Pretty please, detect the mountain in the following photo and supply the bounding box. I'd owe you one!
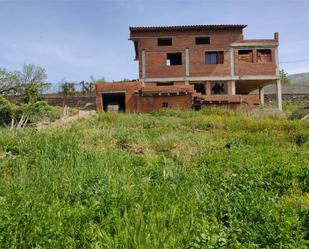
[253,73,309,94]
[289,73,309,86]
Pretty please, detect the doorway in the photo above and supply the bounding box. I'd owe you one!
[102,93,125,112]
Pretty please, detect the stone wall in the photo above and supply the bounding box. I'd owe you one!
[265,94,309,104]
[43,95,96,110]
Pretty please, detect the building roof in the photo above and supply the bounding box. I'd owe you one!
[129,24,247,33]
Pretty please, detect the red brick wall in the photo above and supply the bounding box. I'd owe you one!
[146,52,186,78]
[96,82,141,112]
[137,95,192,113]
[133,30,277,79]
[96,82,193,113]
[135,30,243,79]
[190,50,231,76]
[234,48,276,75]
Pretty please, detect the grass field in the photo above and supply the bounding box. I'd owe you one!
[0,108,308,248]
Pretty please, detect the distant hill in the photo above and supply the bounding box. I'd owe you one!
[252,73,309,94]
[289,73,309,86]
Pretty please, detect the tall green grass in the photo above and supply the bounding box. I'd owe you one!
[0,108,308,248]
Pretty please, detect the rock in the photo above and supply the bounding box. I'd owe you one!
[289,108,309,120]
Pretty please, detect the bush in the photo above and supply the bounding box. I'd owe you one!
[22,101,61,123]
[294,132,309,146]
[0,97,61,126]
[0,96,17,125]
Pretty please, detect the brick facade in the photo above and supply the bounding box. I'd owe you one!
[96,25,281,113]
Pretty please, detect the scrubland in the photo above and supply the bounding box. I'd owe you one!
[0,108,308,248]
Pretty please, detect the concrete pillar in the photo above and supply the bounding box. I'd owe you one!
[141,50,146,79]
[259,86,264,108]
[231,80,236,95]
[276,79,282,111]
[274,46,282,111]
[206,81,211,96]
[230,48,235,77]
[185,48,190,77]
[275,48,280,76]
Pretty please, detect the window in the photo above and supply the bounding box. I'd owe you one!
[205,51,224,64]
[162,102,169,108]
[211,81,227,95]
[156,82,174,86]
[166,53,182,66]
[158,38,172,46]
[238,49,253,63]
[195,37,210,45]
[193,82,206,95]
[257,49,272,63]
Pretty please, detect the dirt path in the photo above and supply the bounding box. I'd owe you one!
[36,110,95,131]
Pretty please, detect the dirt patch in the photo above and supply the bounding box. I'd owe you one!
[36,110,95,131]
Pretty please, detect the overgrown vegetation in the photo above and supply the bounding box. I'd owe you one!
[0,64,50,98]
[0,96,61,127]
[0,64,63,127]
[0,109,308,248]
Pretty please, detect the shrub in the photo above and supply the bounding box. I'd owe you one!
[22,101,61,123]
[0,96,17,126]
[0,97,61,126]
[294,132,309,146]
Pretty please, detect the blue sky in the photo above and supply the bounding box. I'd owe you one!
[1,0,309,86]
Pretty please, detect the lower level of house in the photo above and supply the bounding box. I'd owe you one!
[95,79,282,113]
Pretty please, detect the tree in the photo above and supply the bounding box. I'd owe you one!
[60,81,75,107]
[24,84,41,104]
[16,64,50,92]
[120,78,130,82]
[280,69,291,85]
[90,75,106,83]
[80,81,94,95]
[16,64,51,103]
[0,68,20,95]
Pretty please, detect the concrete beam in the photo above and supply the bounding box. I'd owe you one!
[238,75,279,80]
[99,90,127,94]
[231,42,278,47]
[185,48,190,77]
[259,86,265,108]
[276,79,282,111]
[143,75,279,82]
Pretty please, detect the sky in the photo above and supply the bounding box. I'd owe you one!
[1,0,309,88]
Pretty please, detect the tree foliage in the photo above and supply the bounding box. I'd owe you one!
[0,64,51,103]
[280,69,291,85]
[20,65,49,103]
[90,75,106,83]
[0,96,60,126]
[0,68,20,95]
[80,80,94,95]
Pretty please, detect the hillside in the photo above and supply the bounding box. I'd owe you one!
[257,72,309,94]
[0,110,308,248]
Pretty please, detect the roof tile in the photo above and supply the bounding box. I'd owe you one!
[129,24,247,32]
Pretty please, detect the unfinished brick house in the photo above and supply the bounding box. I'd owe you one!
[96,24,282,112]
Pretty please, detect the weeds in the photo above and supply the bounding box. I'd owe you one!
[0,108,308,248]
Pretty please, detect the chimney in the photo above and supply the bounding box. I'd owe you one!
[274,32,279,41]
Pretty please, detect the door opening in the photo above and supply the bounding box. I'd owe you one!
[102,93,125,112]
